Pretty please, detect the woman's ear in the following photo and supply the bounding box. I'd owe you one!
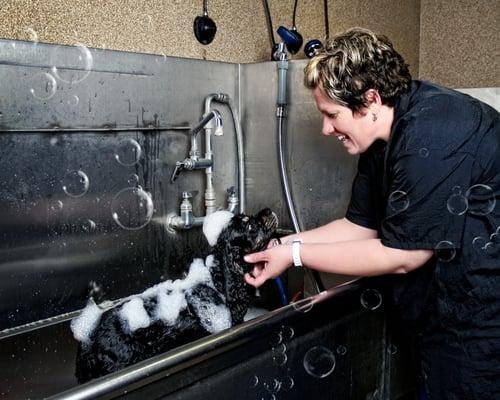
[363,89,382,107]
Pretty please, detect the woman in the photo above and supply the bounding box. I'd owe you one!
[244,28,499,399]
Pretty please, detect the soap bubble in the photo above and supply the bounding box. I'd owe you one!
[303,346,336,378]
[114,138,142,166]
[51,43,93,84]
[29,72,57,100]
[435,240,456,262]
[388,190,409,213]
[388,344,398,355]
[262,377,281,393]
[66,95,79,106]
[472,236,487,251]
[272,344,286,354]
[280,375,294,391]
[447,189,468,215]
[250,374,259,387]
[360,288,383,310]
[25,27,38,43]
[62,170,89,197]
[111,187,154,230]
[336,345,347,356]
[81,219,97,232]
[50,200,64,212]
[280,325,294,341]
[272,353,287,366]
[466,184,496,216]
[418,148,429,158]
[269,332,282,347]
[484,241,498,255]
[127,174,140,186]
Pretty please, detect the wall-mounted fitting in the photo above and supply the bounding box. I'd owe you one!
[166,191,204,232]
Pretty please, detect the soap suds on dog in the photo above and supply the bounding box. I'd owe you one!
[119,297,151,333]
[71,298,103,343]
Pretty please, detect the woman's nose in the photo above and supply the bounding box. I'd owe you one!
[322,117,334,136]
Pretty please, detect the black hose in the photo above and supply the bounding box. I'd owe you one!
[324,0,329,39]
[292,0,299,28]
[262,0,276,48]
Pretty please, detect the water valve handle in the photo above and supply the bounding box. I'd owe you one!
[170,161,186,183]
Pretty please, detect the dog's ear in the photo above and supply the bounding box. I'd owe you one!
[202,211,234,246]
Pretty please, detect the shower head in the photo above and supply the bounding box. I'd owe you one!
[277,26,303,54]
[194,1,217,45]
[304,39,324,58]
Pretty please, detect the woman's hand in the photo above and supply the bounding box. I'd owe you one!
[243,243,293,287]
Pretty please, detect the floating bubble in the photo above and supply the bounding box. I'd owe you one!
[115,138,142,166]
[272,353,287,366]
[388,344,398,355]
[466,184,496,216]
[490,233,500,244]
[291,297,313,313]
[418,148,429,158]
[250,374,259,388]
[388,190,409,213]
[260,394,276,400]
[435,240,456,262]
[127,174,140,186]
[472,236,487,251]
[29,72,57,100]
[272,343,287,355]
[51,43,93,84]
[49,137,59,146]
[269,332,282,347]
[62,170,89,197]
[111,187,154,230]
[82,219,97,232]
[484,242,498,255]
[25,27,38,43]
[67,95,79,106]
[336,345,347,356]
[452,186,462,195]
[360,288,383,310]
[446,191,468,215]
[263,377,281,393]
[280,325,294,341]
[280,375,294,391]
[50,200,64,212]
[303,346,336,378]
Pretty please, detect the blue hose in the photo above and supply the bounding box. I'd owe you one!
[274,277,289,306]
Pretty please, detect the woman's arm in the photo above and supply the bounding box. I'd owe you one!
[244,239,432,287]
[281,217,378,243]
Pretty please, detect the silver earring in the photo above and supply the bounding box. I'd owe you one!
[372,113,378,122]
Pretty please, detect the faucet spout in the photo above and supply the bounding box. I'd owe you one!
[189,109,223,159]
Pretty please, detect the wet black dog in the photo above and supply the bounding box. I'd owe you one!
[73,208,278,383]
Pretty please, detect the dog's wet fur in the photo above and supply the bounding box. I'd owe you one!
[74,208,278,383]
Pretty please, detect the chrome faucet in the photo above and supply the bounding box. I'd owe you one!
[166,191,204,231]
[170,109,223,183]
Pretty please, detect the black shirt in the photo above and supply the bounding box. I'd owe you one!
[346,81,500,399]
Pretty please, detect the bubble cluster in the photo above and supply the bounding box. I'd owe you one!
[111,187,154,230]
[360,288,383,311]
[303,346,336,378]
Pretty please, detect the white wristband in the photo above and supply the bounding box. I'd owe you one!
[292,239,303,267]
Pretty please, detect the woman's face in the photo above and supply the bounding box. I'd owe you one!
[313,87,377,155]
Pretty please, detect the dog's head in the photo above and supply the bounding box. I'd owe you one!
[204,208,279,274]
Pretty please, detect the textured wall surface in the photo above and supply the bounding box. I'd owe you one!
[419,0,500,87]
[0,0,420,75]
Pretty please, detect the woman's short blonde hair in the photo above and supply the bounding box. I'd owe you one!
[304,27,411,112]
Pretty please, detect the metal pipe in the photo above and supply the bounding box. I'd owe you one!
[0,125,191,133]
[204,93,246,213]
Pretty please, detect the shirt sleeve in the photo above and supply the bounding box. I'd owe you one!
[345,147,382,231]
[381,96,480,251]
